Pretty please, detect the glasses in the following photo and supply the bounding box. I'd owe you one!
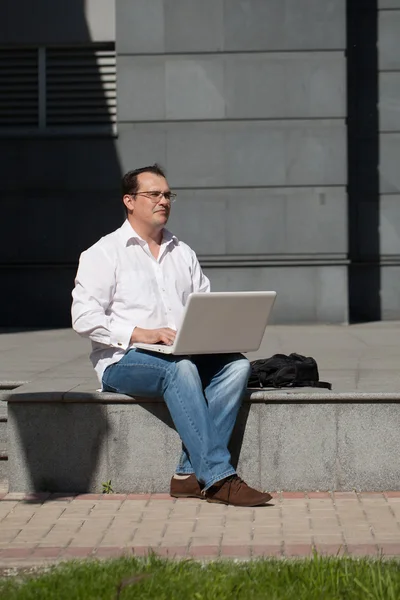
[132,191,177,204]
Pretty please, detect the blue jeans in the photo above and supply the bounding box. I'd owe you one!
[102,349,251,490]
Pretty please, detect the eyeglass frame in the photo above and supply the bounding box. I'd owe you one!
[129,190,177,203]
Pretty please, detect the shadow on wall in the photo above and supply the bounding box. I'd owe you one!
[0,0,123,329]
[8,401,110,494]
[8,399,251,494]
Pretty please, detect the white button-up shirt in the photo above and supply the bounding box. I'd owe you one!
[71,220,210,382]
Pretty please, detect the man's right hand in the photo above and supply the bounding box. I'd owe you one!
[130,327,177,346]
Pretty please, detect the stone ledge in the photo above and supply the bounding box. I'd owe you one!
[3,388,400,403]
[6,395,400,492]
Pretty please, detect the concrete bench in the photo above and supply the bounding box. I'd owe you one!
[2,380,400,494]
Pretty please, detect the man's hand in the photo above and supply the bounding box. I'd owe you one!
[130,327,177,346]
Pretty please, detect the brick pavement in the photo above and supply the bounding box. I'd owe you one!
[0,491,399,567]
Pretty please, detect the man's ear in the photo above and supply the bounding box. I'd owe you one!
[123,194,134,213]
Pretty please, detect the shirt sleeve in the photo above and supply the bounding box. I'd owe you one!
[191,250,211,293]
[71,245,133,350]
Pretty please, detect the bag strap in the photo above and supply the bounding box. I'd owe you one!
[306,380,332,390]
[278,380,332,390]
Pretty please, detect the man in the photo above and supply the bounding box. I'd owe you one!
[71,164,271,507]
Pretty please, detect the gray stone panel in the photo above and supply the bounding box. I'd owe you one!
[0,0,114,45]
[380,195,400,255]
[224,192,285,256]
[316,266,348,323]
[131,121,346,188]
[118,57,165,121]
[284,188,347,255]
[381,266,400,319]
[167,191,228,255]
[8,398,400,493]
[225,53,345,119]
[232,405,261,489]
[168,187,347,256]
[165,124,226,187]
[379,10,400,70]
[106,404,181,493]
[225,122,346,188]
[260,404,337,491]
[166,57,225,119]
[116,0,164,53]
[85,0,116,42]
[0,417,6,455]
[116,126,167,174]
[380,73,400,132]
[380,134,400,193]
[165,0,224,52]
[115,0,345,54]
[380,1,400,6]
[336,404,400,490]
[205,265,348,324]
[224,0,345,51]
[8,404,109,493]
[0,462,6,484]
[117,52,344,121]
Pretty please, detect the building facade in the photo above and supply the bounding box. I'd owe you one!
[0,0,399,327]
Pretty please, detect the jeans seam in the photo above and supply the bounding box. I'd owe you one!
[104,357,236,485]
[167,368,213,473]
[175,468,195,475]
[203,468,236,492]
[102,362,170,393]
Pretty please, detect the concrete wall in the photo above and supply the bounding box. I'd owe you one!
[7,398,400,492]
[4,0,400,326]
[0,0,115,44]
[379,0,400,318]
[115,0,348,323]
[0,1,122,328]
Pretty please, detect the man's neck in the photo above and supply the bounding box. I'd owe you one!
[127,218,164,246]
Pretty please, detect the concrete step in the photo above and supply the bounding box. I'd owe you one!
[4,385,400,494]
[0,384,24,486]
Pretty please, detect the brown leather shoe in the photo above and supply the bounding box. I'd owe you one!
[170,474,204,499]
[205,475,272,507]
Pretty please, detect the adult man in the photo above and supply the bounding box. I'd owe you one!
[72,164,271,506]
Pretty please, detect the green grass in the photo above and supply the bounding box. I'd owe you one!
[0,554,400,599]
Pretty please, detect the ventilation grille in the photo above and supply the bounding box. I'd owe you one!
[0,48,38,127]
[0,45,116,131]
[46,45,116,127]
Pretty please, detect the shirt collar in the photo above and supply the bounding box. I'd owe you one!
[119,219,178,247]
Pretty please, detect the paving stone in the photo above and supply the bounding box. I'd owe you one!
[94,547,127,558]
[62,547,94,558]
[346,544,379,556]
[284,543,314,557]
[252,545,282,557]
[191,536,221,546]
[189,545,219,557]
[31,547,62,558]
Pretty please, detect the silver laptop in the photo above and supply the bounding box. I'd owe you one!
[133,291,276,355]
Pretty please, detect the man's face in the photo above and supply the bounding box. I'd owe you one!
[125,172,171,230]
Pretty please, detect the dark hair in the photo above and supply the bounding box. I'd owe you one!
[122,162,166,194]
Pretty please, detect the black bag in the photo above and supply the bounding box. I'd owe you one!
[248,353,332,390]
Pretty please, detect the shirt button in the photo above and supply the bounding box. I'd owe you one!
[117,342,122,346]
